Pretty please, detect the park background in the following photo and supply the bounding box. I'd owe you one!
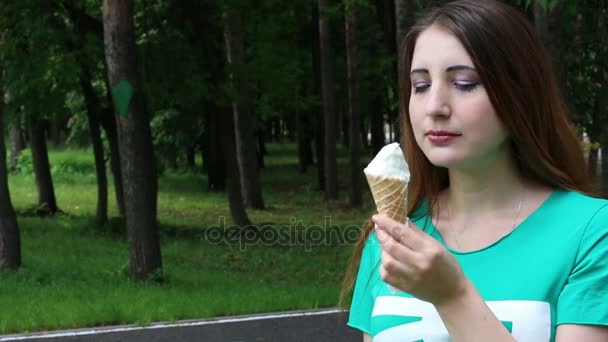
[0,0,607,335]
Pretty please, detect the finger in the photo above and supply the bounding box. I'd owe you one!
[373,214,426,247]
[380,251,411,288]
[375,226,417,258]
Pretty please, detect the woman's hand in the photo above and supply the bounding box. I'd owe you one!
[372,214,471,306]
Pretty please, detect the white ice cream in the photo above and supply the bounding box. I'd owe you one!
[363,143,410,181]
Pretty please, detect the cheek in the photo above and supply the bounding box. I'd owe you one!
[408,102,424,134]
[464,105,507,145]
[408,113,425,147]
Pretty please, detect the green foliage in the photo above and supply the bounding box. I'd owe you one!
[557,0,608,142]
[150,109,202,172]
[64,92,91,147]
[15,150,33,175]
[1,0,605,168]
[0,1,79,123]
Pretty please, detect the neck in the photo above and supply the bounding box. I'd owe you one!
[444,145,529,219]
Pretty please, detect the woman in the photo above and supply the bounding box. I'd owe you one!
[341,0,608,341]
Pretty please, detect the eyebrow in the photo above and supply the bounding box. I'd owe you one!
[410,65,477,75]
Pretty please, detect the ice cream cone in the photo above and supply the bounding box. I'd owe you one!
[365,174,408,224]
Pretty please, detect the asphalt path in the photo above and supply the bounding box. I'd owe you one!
[0,308,360,342]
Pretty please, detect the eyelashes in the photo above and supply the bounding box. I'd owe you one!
[412,81,481,94]
[455,81,480,92]
[412,84,430,94]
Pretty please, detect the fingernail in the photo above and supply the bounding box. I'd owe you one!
[374,223,379,230]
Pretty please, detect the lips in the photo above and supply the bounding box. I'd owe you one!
[425,130,461,137]
[425,130,461,144]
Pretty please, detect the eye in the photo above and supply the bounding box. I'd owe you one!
[412,82,430,94]
[454,80,480,92]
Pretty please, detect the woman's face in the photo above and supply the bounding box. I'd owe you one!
[408,25,509,170]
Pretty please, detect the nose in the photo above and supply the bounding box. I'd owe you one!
[425,84,451,118]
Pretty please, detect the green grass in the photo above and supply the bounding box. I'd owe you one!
[1,143,375,334]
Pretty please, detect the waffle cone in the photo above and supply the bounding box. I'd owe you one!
[365,174,408,223]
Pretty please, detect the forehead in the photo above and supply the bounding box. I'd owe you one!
[411,25,474,69]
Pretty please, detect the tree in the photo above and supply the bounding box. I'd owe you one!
[394,0,415,142]
[319,0,339,199]
[0,106,21,269]
[80,71,108,226]
[204,111,227,191]
[311,4,326,191]
[102,0,162,280]
[220,106,253,228]
[296,108,314,173]
[223,2,265,210]
[346,0,362,207]
[27,117,59,214]
[62,0,126,219]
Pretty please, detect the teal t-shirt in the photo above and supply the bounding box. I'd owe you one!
[347,189,608,341]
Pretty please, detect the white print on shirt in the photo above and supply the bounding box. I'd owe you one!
[371,296,551,342]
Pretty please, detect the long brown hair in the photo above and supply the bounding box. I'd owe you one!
[339,0,594,309]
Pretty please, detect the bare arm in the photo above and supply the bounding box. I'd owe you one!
[434,279,515,342]
[363,333,372,342]
[556,324,608,341]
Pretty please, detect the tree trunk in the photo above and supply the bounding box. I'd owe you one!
[257,128,265,169]
[319,0,338,199]
[315,110,326,190]
[204,110,226,191]
[98,45,127,218]
[361,118,368,148]
[376,0,397,56]
[346,1,362,207]
[186,145,195,169]
[99,108,126,217]
[297,110,308,173]
[102,0,162,280]
[49,121,61,147]
[394,0,414,142]
[589,147,599,177]
[342,109,349,148]
[169,147,178,170]
[303,129,313,166]
[99,17,127,219]
[0,110,21,269]
[533,3,566,98]
[595,0,608,197]
[81,74,108,227]
[223,6,265,209]
[9,123,25,172]
[312,4,325,191]
[61,0,125,217]
[220,106,252,227]
[297,120,307,173]
[297,110,314,173]
[27,118,58,215]
[273,118,281,142]
[370,101,385,156]
[286,114,296,142]
[258,128,267,155]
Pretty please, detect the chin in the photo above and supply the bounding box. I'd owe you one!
[425,154,465,169]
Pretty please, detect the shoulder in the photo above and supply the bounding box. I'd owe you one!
[546,189,608,220]
[549,190,608,254]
